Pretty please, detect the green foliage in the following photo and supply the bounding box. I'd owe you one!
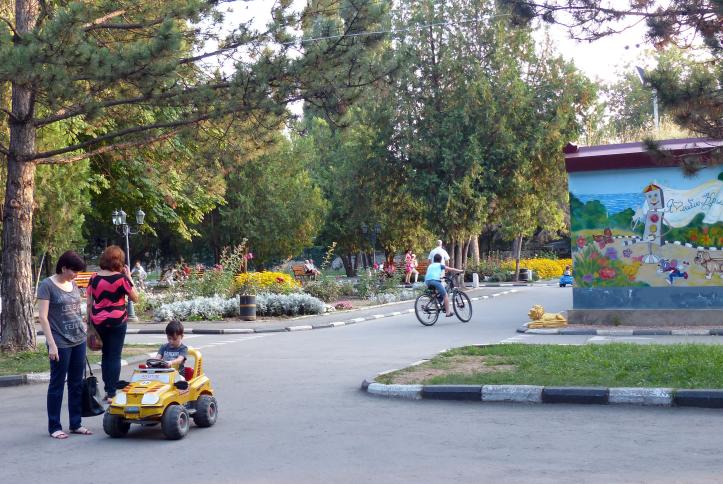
[218,134,327,266]
[302,279,342,303]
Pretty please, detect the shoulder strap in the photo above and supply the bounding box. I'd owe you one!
[85,356,94,377]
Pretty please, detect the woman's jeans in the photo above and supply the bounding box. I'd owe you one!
[95,323,127,397]
[47,343,86,434]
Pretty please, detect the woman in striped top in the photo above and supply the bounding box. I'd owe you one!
[87,245,139,402]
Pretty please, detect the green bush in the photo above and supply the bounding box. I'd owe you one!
[303,279,342,302]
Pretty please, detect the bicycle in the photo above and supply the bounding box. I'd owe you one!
[414,273,473,326]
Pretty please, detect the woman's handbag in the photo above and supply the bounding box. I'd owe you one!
[81,357,105,417]
[87,322,102,351]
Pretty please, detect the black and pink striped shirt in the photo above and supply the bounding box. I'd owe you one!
[88,273,134,327]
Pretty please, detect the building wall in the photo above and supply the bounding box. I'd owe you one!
[568,165,723,309]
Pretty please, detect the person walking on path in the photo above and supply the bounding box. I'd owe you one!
[37,250,93,439]
[131,260,147,290]
[87,245,139,403]
[428,240,450,265]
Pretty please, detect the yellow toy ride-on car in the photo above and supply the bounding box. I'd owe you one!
[104,348,217,440]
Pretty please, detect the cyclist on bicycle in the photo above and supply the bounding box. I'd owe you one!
[425,254,464,317]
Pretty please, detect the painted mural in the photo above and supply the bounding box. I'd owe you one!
[568,166,723,288]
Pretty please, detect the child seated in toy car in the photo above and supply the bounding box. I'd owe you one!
[152,320,189,377]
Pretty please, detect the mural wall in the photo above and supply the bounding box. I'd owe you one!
[568,166,723,288]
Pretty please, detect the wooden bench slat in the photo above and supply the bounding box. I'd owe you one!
[75,271,96,289]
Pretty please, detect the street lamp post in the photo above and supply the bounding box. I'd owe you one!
[635,66,659,132]
[112,208,145,321]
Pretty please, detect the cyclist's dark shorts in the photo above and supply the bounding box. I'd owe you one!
[425,279,446,298]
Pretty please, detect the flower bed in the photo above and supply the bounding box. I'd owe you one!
[234,271,300,295]
[153,292,325,321]
[500,258,572,279]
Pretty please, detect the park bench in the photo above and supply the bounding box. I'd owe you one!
[75,271,96,296]
[416,260,430,277]
[291,264,317,284]
[75,271,96,289]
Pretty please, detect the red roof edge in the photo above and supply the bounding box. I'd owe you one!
[564,138,723,173]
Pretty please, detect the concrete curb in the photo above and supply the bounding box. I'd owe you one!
[35,289,515,337]
[362,379,723,408]
[2,354,151,386]
[19,289,520,388]
[517,327,723,336]
[0,374,27,387]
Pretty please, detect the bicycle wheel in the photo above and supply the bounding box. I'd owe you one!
[415,293,440,326]
[452,290,472,322]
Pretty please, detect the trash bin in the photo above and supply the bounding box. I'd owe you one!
[239,294,256,321]
[517,268,532,282]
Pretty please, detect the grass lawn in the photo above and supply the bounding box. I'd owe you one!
[0,344,157,376]
[376,343,723,389]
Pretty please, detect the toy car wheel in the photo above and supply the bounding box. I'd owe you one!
[193,395,218,427]
[103,413,130,438]
[162,404,190,440]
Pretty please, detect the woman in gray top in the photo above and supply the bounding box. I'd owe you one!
[37,250,92,439]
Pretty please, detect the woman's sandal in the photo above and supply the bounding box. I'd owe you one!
[50,430,68,439]
[70,427,93,435]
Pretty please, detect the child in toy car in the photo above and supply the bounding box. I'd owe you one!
[154,320,188,375]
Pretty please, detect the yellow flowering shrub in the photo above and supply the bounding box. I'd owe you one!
[234,271,300,295]
[500,258,572,280]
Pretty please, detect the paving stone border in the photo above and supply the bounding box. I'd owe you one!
[362,379,723,408]
[517,327,723,336]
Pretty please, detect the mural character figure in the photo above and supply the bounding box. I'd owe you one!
[640,184,667,264]
[659,260,689,285]
[694,250,723,280]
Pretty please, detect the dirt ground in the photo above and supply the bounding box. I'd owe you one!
[386,355,516,385]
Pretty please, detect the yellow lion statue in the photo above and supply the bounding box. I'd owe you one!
[527,305,567,328]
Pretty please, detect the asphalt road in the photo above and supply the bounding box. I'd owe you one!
[2,286,722,483]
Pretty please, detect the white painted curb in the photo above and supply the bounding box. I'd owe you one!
[367,383,423,400]
[482,385,543,403]
[608,387,673,406]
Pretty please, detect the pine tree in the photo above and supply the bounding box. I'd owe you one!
[0,0,390,352]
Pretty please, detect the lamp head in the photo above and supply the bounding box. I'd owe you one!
[118,209,127,225]
[135,208,145,225]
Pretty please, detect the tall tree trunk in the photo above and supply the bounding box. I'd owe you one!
[470,235,480,266]
[340,253,355,277]
[512,236,523,282]
[461,237,470,270]
[454,241,462,269]
[447,240,456,268]
[1,0,39,352]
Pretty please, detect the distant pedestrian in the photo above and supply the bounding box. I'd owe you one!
[37,250,93,439]
[404,249,414,284]
[131,260,147,290]
[87,245,139,403]
[410,254,420,283]
[428,240,450,265]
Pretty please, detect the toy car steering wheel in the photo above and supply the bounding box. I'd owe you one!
[146,358,169,368]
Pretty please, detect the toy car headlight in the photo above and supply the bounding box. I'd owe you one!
[114,392,127,405]
[141,393,160,405]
